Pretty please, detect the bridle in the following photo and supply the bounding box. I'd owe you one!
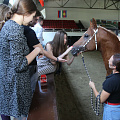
[80,27,102,116]
[71,27,102,115]
[83,28,98,50]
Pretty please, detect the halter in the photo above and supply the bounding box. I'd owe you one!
[83,28,98,50]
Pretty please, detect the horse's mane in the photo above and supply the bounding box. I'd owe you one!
[99,26,117,37]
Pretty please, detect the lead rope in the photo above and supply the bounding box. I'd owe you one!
[81,52,101,116]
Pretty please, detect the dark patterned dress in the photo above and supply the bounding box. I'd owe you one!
[0,20,32,117]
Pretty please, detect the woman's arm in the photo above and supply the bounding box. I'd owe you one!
[45,43,57,65]
[89,81,110,103]
[10,41,41,72]
[58,46,73,58]
[59,46,79,65]
[33,43,67,62]
[66,55,75,65]
[100,90,110,103]
[26,47,41,65]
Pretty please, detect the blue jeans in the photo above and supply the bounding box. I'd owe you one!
[103,103,120,120]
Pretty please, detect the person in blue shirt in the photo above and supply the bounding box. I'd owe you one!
[32,16,44,46]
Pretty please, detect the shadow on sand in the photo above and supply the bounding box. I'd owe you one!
[55,51,106,120]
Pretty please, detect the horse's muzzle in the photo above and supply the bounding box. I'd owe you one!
[71,46,85,56]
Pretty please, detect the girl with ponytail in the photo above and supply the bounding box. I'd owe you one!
[0,0,42,120]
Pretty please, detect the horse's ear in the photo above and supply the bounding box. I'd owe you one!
[90,18,97,29]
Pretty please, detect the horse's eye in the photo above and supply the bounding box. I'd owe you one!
[84,34,89,38]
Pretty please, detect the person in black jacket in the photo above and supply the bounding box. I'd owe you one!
[23,10,67,93]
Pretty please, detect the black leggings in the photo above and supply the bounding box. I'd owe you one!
[1,114,11,120]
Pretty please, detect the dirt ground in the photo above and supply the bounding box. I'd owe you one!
[55,51,106,120]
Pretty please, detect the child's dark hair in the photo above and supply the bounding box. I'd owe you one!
[35,10,42,17]
[112,53,120,72]
[38,16,44,22]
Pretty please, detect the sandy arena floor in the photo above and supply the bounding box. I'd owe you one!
[55,51,106,120]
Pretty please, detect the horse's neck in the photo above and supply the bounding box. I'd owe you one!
[98,28,120,55]
[99,40,120,54]
[97,28,120,75]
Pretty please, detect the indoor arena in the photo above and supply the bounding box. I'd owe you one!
[0,0,120,120]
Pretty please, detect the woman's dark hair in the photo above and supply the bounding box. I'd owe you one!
[35,10,42,17]
[0,4,11,30]
[112,53,120,72]
[49,30,67,57]
[38,16,44,22]
[11,0,37,15]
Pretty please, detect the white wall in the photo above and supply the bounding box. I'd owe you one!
[1,0,119,28]
[37,0,120,28]
[44,8,119,28]
[37,0,120,44]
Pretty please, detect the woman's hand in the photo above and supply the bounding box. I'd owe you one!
[89,81,95,89]
[38,54,44,58]
[89,81,99,98]
[57,57,67,62]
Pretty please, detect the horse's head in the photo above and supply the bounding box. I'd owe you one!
[71,18,98,56]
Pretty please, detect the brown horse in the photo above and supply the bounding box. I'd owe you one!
[71,18,120,75]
